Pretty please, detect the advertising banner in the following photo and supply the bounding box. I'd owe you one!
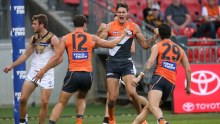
[173,64,220,113]
[10,0,26,123]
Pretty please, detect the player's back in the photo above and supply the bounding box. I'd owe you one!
[155,39,184,84]
[65,30,95,72]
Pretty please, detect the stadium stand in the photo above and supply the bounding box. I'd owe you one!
[63,0,80,5]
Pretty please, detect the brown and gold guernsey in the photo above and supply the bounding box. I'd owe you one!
[107,20,137,61]
[31,31,55,71]
[155,39,184,84]
[65,29,95,72]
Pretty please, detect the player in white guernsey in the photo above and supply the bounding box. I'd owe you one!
[4,14,62,124]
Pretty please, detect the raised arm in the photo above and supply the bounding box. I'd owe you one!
[33,35,65,82]
[4,36,34,73]
[99,22,111,39]
[180,52,191,95]
[96,23,107,37]
[135,23,158,50]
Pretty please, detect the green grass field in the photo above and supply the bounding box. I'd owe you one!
[0,104,220,124]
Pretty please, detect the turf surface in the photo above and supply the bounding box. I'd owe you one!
[0,104,220,124]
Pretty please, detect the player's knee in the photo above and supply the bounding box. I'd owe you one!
[19,97,28,105]
[127,90,136,98]
[41,100,49,108]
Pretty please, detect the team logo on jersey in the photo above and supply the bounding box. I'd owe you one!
[161,61,176,71]
[112,31,119,34]
[72,52,88,60]
[126,30,133,36]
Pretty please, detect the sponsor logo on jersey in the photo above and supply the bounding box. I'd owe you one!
[72,52,88,60]
[162,61,176,71]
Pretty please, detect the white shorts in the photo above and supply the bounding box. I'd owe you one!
[26,67,54,89]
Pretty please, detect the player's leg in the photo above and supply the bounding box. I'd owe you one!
[102,93,109,124]
[123,75,149,124]
[122,75,142,113]
[75,91,87,124]
[107,78,120,124]
[138,95,148,107]
[75,72,92,124]
[103,82,120,124]
[49,91,73,123]
[38,70,54,124]
[132,104,150,124]
[49,71,76,124]
[148,75,173,124]
[39,88,52,124]
[148,90,163,120]
[19,80,37,124]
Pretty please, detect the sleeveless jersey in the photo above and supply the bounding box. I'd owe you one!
[155,39,184,84]
[65,30,95,72]
[107,20,137,61]
[31,32,54,71]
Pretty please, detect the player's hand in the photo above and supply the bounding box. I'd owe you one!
[122,26,129,37]
[131,78,139,87]
[4,65,13,73]
[139,72,145,78]
[131,72,145,87]
[32,70,45,83]
[153,28,159,36]
[185,87,191,95]
[98,23,107,32]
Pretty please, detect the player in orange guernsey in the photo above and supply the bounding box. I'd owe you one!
[99,2,159,124]
[132,24,191,124]
[98,15,149,124]
[33,14,127,124]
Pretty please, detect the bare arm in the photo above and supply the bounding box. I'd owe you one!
[99,23,111,39]
[180,52,191,94]
[132,45,158,86]
[135,23,158,50]
[96,23,107,37]
[92,32,125,48]
[4,36,34,73]
[33,35,65,81]
[144,44,158,71]
[93,27,127,48]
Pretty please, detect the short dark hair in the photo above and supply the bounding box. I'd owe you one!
[159,24,171,39]
[32,14,48,29]
[116,2,129,12]
[73,14,87,27]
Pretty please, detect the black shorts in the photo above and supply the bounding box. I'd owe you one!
[62,71,92,93]
[106,60,134,79]
[149,74,175,102]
